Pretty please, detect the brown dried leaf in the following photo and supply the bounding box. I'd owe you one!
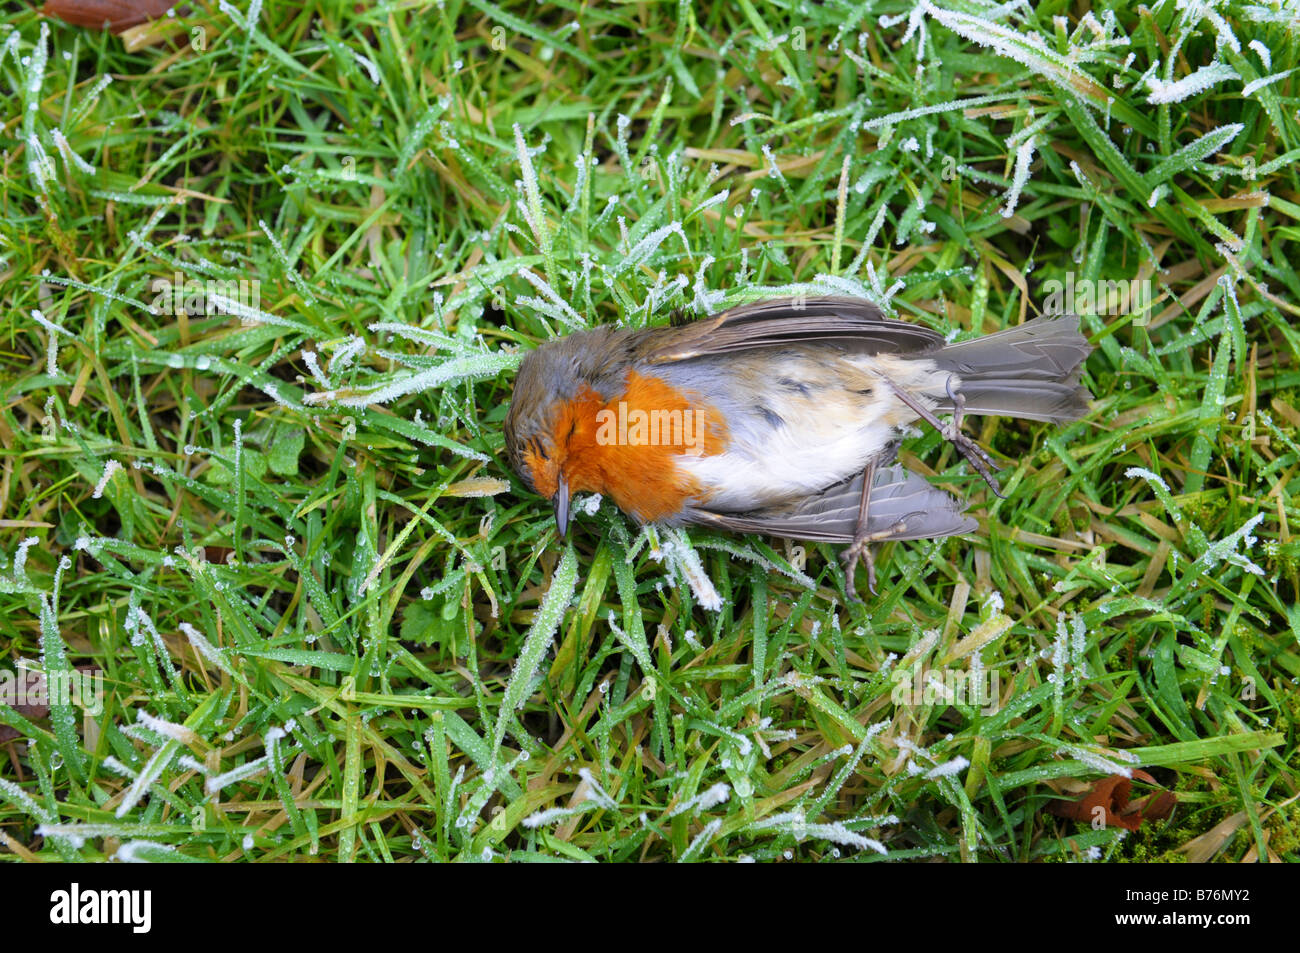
[1047,769,1177,832]
[0,665,100,743]
[0,669,50,743]
[43,0,176,33]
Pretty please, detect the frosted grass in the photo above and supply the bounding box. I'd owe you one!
[678,818,722,861]
[514,123,555,277]
[490,545,579,754]
[91,460,123,499]
[1064,744,1139,778]
[1242,68,1296,96]
[859,92,1012,132]
[1146,61,1238,104]
[306,349,521,407]
[206,755,271,794]
[179,622,234,675]
[1002,136,1036,217]
[115,739,181,818]
[51,129,95,174]
[654,528,724,612]
[923,3,1098,97]
[667,781,731,817]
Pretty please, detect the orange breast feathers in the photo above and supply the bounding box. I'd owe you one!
[526,370,729,523]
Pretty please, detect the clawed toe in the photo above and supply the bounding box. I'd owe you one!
[841,519,909,599]
[840,540,876,599]
[889,376,1006,498]
[950,432,1004,497]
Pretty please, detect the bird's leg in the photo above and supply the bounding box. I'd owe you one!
[887,376,1004,498]
[840,459,910,600]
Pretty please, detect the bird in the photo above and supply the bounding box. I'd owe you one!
[503,296,1092,594]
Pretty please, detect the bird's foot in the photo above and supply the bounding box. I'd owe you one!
[940,380,1003,498]
[841,519,909,602]
[891,376,1005,499]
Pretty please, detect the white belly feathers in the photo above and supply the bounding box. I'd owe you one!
[670,351,953,512]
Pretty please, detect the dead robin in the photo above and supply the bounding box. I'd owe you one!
[503,296,1092,593]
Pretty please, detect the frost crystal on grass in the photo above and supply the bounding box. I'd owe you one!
[1201,6,1241,54]
[258,220,317,306]
[516,267,586,329]
[655,528,723,612]
[51,129,95,175]
[576,767,619,810]
[206,755,271,793]
[691,254,724,314]
[350,49,381,84]
[522,804,594,828]
[679,818,722,861]
[306,349,520,407]
[860,92,1009,132]
[1002,136,1035,217]
[1248,38,1272,69]
[691,188,730,217]
[115,741,179,818]
[11,537,38,587]
[179,622,233,675]
[0,777,51,823]
[116,840,182,862]
[1065,745,1136,778]
[301,349,329,387]
[922,3,1091,94]
[1146,61,1238,104]
[101,756,137,779]
[751,811,887,854]
[1195,513,1267,577]
[491,546,578,753]
[92,460,123,499]
[136,710,199,744]
[1241,69,1296,96]
[177,755,207,775]
[513,123,552,268]
[23,22,49,121]
[668,781,731,817]
[206,291,311,333]
[924,756,969,779]
[328,335,366,373]
[218,0,261,32]
[619,222,690,275]
[32,309,71,375]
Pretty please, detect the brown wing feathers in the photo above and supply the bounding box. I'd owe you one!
[640,297,946,364]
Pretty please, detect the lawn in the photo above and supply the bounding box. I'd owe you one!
[0,0,1297,863]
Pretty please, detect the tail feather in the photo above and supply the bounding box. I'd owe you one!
[928,314,1092,424]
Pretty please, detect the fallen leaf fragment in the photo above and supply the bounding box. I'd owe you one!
[1048,769,1177,832]
[43,0,177,33]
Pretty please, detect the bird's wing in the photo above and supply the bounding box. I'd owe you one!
[638,296,946,364]
[684,465,977,543]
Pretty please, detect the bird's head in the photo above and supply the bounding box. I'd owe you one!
[503,328,626,537]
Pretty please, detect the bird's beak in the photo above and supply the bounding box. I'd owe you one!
[553,473,571,539]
